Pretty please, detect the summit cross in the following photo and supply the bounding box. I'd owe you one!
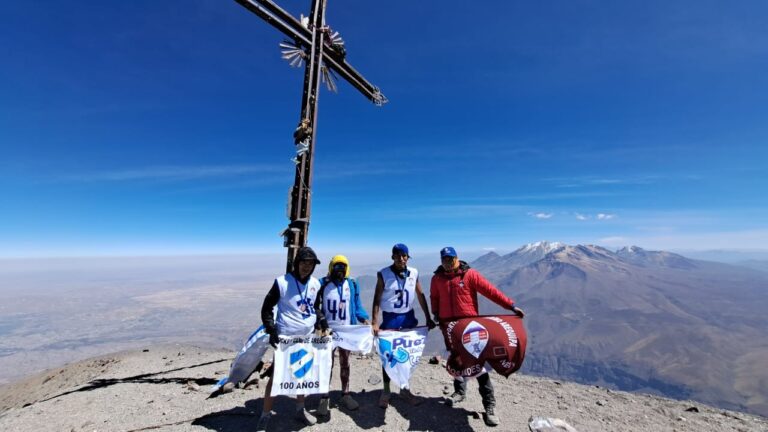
[235,0,387,272]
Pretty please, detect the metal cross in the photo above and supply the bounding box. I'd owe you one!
[235,0,387,273]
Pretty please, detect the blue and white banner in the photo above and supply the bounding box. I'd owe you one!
[331,324,373,353]
[375,327,428,390]
[272,334,333,396]
[210,325,270,393]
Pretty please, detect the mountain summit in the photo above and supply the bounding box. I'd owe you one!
[472,241,565,280]
[1,344,765,431]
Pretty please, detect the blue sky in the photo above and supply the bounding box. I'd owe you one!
[1,1,767,258]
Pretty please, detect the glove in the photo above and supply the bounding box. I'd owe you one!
[511,305,525,318]
[315,319,331,337]
[426,319,437,330]
[266,326,279,348]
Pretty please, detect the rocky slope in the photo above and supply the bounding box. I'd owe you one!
[470,243,768,417]
[1,344,767,432]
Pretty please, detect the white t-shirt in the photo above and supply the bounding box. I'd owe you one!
[322,279,352,327]
[275,273,320,336]
[379,266,418,314]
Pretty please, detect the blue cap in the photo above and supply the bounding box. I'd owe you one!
[440,246,457,258]
[392,243,410,257]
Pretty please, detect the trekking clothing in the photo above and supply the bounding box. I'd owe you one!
[379,265,418,314]
[317,397,330,417]
[380,309,418,330]
[294,407,317,426]
[258,249,324,424]
[313,255,368,410]
[447,378,468,406]
[316,277,369,326]
[392,243,410,257]
[430,261,514,321]
[378,390,390,409]
[431,256,506,426]
[256,413,271,431]
[296,246,321,265]
[341,393,359,410]
[327,254,350,277]
[262,269,327,339]
[268,273,321,335]
[484,405,500,427]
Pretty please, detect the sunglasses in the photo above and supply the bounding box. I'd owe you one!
[441,256,456,261]
[332,264,347,270]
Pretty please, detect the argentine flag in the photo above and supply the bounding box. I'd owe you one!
[273,334,332,396]
[210,325,270,393]
[290,348,314,379]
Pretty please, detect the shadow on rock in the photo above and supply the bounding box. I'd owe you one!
[33,359,227,406]
[317,389,386,429]
[193,395,330,432]
[388,391,477,432]
[192,399,262,432]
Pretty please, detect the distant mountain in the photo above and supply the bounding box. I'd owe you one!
[736,260,768,273]
[472,241,565,280]
[470,242,768,417]
[615,245,697,269]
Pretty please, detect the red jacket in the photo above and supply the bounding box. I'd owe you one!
[430,261,515,321]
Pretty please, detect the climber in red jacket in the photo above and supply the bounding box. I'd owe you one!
[430,246,524,427]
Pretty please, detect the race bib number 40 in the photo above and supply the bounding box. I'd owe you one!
[272,335,333,396]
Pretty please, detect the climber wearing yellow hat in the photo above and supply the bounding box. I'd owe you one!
[313,254,370,415]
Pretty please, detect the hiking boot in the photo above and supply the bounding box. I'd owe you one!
[255,413,270,431]
[295,408,317,426]
[316,397,330,417]
[399,388,423,406]
[221,381,235,394]
[484,406,500,427]
[446,392,466,407]
[341,394,359,410]
[378,391,390,409]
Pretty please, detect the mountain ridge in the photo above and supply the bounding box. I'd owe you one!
[468,241,768,417]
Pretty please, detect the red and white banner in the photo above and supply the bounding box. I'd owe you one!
[441,315,527,378]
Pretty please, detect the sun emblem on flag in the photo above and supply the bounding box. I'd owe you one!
[461,321,489,359]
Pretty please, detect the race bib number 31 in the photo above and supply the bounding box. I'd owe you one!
[272,335,333,396]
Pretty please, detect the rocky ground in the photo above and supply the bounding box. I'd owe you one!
[0,344,766,432]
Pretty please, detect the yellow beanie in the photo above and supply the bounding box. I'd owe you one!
[328,254,350,278]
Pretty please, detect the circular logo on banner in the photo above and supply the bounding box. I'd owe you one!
[461,321,489,359]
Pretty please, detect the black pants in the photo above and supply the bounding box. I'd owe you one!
[454,373,495,409]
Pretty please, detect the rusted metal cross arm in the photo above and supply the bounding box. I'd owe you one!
[235,0,386,105]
